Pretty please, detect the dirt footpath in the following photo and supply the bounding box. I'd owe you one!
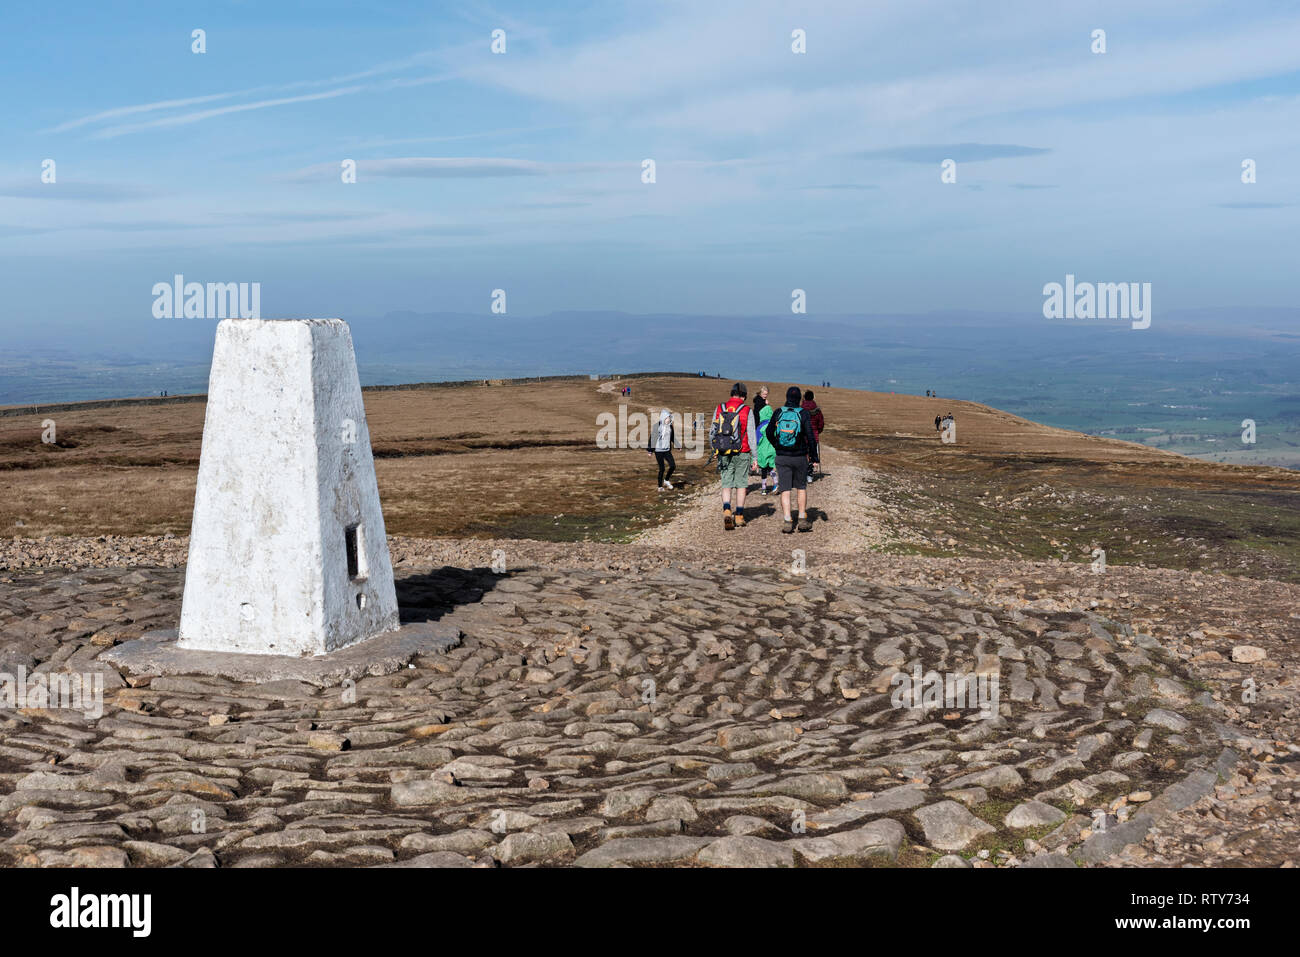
[638,444,890,553]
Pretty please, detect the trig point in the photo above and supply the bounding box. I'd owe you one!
[179,318,399,656]
[103,318,460,684]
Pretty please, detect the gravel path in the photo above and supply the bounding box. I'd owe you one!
[636,444,891,553]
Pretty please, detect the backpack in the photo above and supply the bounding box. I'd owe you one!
[710,402,744,453]
[774,406,802,449]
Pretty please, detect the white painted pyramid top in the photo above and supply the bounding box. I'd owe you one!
[177,317,399,657]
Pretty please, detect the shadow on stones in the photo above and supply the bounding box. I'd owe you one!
[395,565,504,624]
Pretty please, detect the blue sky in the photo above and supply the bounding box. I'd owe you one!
[3,0,1299,340]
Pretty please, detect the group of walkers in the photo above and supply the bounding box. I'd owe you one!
[642,380,826,533]
[709,382,823,534]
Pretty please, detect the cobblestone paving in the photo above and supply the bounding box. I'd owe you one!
[3,554,1291,868]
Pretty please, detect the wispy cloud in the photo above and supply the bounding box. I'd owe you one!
[0,181,154,202]
[43,91,251,133]
[45,48,460,140]
[857,144,1051,163]
[285,157,626,182]
[797,183,878,191]
[93,87,366,139]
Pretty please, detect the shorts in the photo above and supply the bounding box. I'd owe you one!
[775,454,808,491]
[717,452,752,489]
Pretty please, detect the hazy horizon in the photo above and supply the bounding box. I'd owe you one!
[5,305,1297,470]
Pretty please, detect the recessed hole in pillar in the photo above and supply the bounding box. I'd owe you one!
[345,522,369,581]
[356,593,366,610]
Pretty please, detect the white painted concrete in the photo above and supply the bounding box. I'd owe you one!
[177,318,399,656]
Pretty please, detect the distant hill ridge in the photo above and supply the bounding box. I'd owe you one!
[0,371,720,418]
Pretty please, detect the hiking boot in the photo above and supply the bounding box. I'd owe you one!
[724,510,735,531]
[734,511,746,527]
[782,517,795,533]
[798,514,813,532]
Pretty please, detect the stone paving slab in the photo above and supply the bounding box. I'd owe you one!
[99,623,462,687]
[0,558,1295,869]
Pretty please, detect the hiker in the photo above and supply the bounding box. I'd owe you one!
[801,389,825,478]
[753,389,776,494]
[709,382,759,530]
[646,409,679,489]
[766,386,818,533]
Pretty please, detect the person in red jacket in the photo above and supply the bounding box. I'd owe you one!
[801,389,825,477]
[709,382,759,530]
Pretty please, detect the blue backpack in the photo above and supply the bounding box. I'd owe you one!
[774,406,802,449]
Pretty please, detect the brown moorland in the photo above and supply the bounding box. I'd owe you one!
[2,374,1298,579]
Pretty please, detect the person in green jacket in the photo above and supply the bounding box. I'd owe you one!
[752,388,777,494]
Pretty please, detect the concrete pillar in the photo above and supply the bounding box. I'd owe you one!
[177,318,399,656]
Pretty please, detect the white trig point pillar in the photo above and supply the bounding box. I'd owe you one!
[177,318,399,657]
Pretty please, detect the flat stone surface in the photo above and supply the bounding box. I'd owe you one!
[574,837,711,868]
[914,801,995,851]
[790,819,905,865]
[698,835,795,868]
[808,785,927,829]
[945,765,1024,792]
[1142,709,1190,733]
[0,553,1289,869]
[99,623,461,687]
[1019,853,1077,868]
[1005,800,1067,829]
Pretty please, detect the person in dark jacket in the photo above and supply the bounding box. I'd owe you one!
[801,389,824,478]
[765,386,819,533]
